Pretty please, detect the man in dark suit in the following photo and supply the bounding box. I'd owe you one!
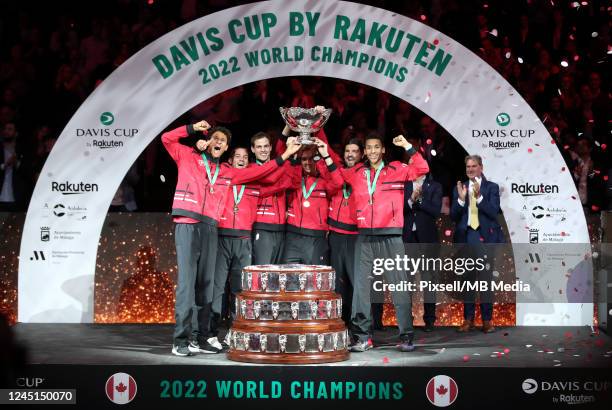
[451,155,504,333]
[403,173,442,332]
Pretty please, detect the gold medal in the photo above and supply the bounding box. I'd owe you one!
[303,200,310,208]
[209,186,214,194]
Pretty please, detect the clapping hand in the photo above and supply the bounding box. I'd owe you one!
[457,181,467,202]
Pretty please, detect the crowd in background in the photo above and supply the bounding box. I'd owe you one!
[0,0,609,213]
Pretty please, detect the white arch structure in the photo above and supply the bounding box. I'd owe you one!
[18,0,591,325]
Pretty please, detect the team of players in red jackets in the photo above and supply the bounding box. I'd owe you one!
[162,106,429,356]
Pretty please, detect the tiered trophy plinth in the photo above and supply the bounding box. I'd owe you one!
[227,264,349,364]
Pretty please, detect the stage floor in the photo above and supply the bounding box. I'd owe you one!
[12,324,612,368]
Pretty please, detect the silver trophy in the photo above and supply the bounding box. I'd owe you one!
[298,335,306,352]
[261,272,268,291]
[260,334,267,352]
[279,106,332,145]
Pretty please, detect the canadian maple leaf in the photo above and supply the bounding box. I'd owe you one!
[116,382,127,393]
[436,384,448,396]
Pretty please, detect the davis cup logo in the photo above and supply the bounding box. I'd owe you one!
[105,372,137,404]
[496,112,511,126]
[100,112,114,126]
[522,378,538,394]
[426,375,458,407]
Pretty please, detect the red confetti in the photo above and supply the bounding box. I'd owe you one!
[604,175,609,181]
[444,229,452,237]
[591,205,600,212]
[573,55,580,61]
[426,138,432,145]
[463,355,470,362]
[561,231,566,236]
[565,331,573,339]
[503,348,510,354]
[595,339,605,347]
[433,39,439,45]
[553,127,559,134]
[601,144,607,150]
[551,139,556,144]
[563,145,570,150]
[420,14,427,21]
[527,148,533,153]
[497,352,503,358]
[382,356,389,363]
[561,167,566,171]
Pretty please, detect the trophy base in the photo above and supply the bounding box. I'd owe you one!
[227,350,349,364]
[297,138,315,145]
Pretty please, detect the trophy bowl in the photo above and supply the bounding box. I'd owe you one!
[279,107,332,145]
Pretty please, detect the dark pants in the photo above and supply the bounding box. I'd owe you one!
[173,223,217,347]
[463,228,493,321]
[209,235,252,337]
[282,231,329,265]
[404,236,437,325]
[352,234,414,343]
[329,231,357,325]
[252,229,285,265]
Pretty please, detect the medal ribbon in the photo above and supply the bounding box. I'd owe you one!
[201,153,220,188]
[302,176,318,200]
[233,185,246,206]
[342,183,352,199]
[365,161,384,202]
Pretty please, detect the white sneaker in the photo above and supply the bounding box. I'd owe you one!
[207,336,223,350]
[172,345,192,356]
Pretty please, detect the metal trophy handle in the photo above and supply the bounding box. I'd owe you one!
[279,106,332,145]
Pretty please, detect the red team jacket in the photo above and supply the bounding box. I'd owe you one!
[218,182,286,236]
[162,125,284,225]
[339,149,429,235]
[284,162,342,237]
[252,160,292,232]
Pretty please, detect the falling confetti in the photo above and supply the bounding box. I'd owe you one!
[560,60,568,67]
[160,174,166,183]
[517,57,524,64]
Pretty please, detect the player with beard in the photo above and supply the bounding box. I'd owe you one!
[162,121,301,356]
[337,134,429,352]
[327,139,363,326]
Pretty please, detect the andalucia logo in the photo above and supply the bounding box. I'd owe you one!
[496,112,511,126]
[100,112,115,126]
